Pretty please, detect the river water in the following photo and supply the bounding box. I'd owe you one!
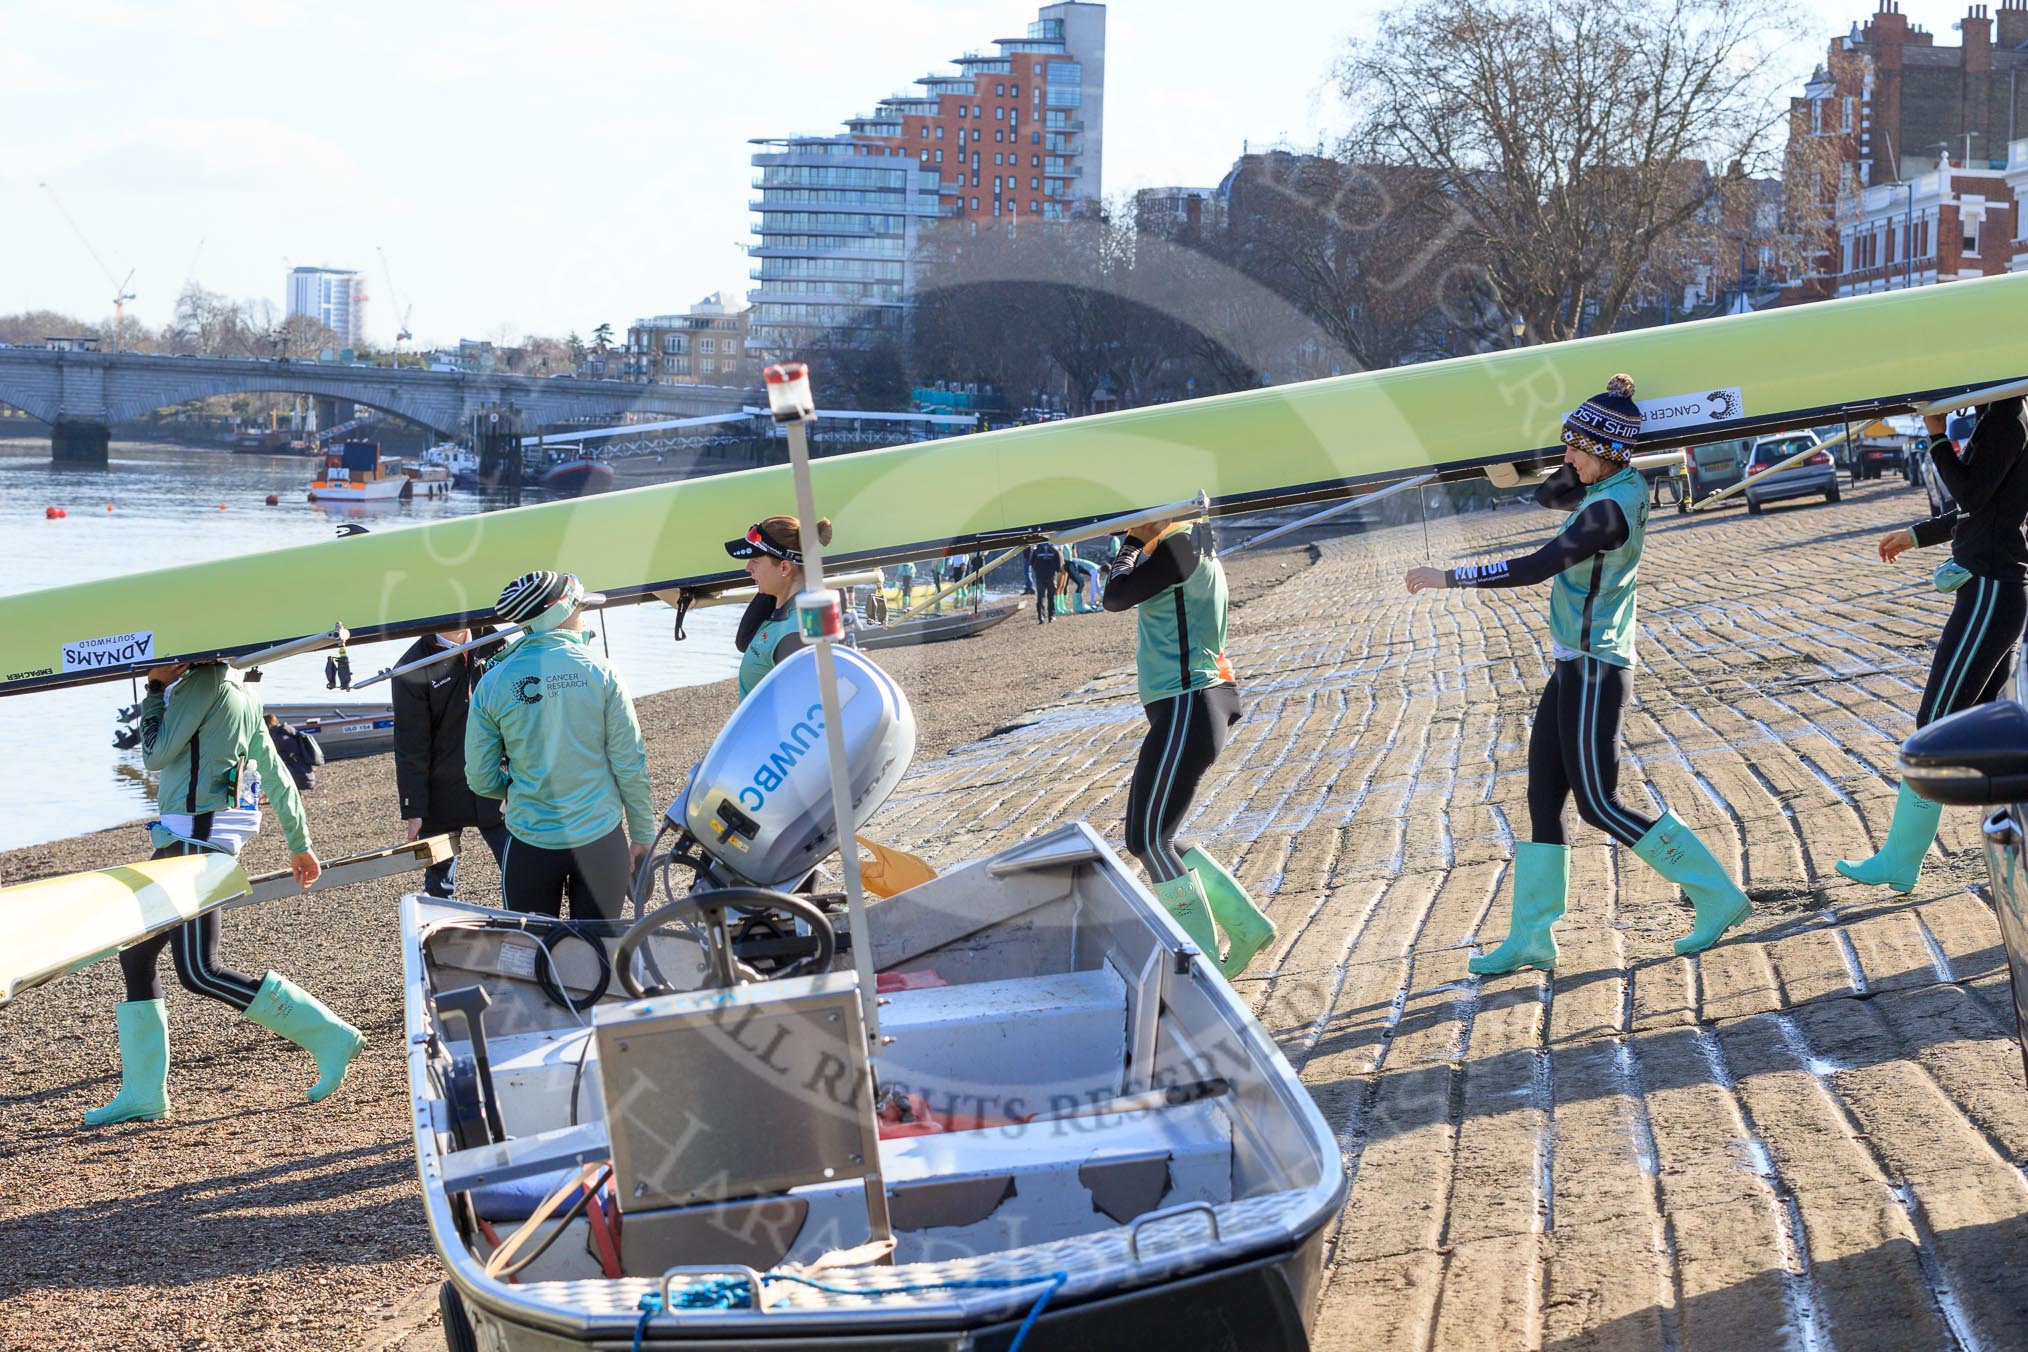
[0,440,742,853]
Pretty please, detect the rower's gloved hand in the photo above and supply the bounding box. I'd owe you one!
[1535,463,1584,509]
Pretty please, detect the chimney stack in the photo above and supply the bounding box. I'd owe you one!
[1999,0,2028,49]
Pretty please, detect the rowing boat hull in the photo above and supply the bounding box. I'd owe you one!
[851,600,1020,650]
[5,274,2027,696]
[0,853,248,1004]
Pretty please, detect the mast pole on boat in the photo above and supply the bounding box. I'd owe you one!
[765,362,883,1044]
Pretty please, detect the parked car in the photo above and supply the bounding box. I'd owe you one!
[1678,438,1749,513]
[1812,425,1851,472]
[1742,432,1840,514]
[1848,420,1908,481]
[1898,664,2028,1080]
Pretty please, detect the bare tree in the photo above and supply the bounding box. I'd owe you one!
[1338,0,1800,343]
[1211,154,1502,368]
[0,309,99,345]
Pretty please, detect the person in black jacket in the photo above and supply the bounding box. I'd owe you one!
[393,626,508,898]
[1027,541,1062,623]
[1841,396,2028,895]
[264,711,320,791]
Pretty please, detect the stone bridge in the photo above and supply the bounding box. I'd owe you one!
[0,348,747,462]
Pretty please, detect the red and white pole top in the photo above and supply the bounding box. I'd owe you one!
[763,362,815,424]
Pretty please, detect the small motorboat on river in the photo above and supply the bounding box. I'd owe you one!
[536,456,615,495]
[308,442,412,502]
[114,701,394,758]
[259,703,395,758]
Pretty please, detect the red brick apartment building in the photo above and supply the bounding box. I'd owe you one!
[1788,2,2028,298]
[747,3,1106,358]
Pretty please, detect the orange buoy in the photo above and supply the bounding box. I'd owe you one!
[265,494,279,506]
[217,503,228,511]
[105,504,114,513]
[44,506,65,519]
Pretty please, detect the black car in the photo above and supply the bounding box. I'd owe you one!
[1848,427,1906,481]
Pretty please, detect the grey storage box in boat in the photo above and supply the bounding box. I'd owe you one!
[594,970,884,1212]
[621,1097,1234,1271]
[674,644,916,888]
[876,968,1128,1120]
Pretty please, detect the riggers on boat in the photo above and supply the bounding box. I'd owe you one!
[407,645,1344,1350]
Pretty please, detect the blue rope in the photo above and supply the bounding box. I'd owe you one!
[631,1269,1069,1352]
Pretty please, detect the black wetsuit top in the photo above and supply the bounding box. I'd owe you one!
[1910,397,2028,581]
[734,592,805,663]
[1100,530,1200,609]
[1446,465,1632,590]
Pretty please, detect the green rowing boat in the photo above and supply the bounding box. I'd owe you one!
[3,273,2024,697]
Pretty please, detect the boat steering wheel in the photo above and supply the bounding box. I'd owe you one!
[614,887,837,997]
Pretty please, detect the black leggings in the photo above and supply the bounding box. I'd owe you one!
[119,839,262,1008]
[1526,657,1658,848]
[1126,685,1242,882]
[1915,573,2028,728]
[1034,570,1059,622]
[501,826,632,923]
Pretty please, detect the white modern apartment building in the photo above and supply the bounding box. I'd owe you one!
[287,266,366,346]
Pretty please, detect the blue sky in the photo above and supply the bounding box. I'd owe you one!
[0,0,1939,346]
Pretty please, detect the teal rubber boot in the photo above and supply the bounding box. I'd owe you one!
[245,972,364,1104]
[1469,842,1569,975]
[1182,845,1277,978]
[83,999,171,1126]
[1634,812,1752,956]
[1151,872,1222,961]
[1834,781,1942,895]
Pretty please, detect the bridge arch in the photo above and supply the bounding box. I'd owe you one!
[98,371,463,436]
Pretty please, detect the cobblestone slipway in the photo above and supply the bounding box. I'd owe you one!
[873,480,2028,1351]
[5,477,2026,1350]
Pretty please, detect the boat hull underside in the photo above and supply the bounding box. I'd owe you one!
[459,1229,1326,1350]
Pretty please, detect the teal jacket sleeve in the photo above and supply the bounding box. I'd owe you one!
[464,684,510,800]
[603,670,656,844]
[140,663,226,772]
[246,722,313,854]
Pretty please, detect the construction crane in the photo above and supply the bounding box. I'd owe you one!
[376,245,414,348]
[39,182,136,352]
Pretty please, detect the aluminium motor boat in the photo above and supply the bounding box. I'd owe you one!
[405,644,1344,1350]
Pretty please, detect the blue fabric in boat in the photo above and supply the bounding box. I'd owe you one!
[466,1167,586,1222]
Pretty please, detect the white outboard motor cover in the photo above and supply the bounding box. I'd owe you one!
[674,644,916,888]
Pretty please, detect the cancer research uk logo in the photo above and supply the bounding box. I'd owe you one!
[60,629,155,674]
[1636,387,1745,434]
